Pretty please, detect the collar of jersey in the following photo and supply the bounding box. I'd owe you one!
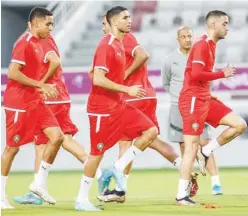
[204,33,216,45]
[27,32,40,42]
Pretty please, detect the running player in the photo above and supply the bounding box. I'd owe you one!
[96,15,199,203]
[12,34,102,205]
[1,7,64,209]
[176,10,247,205]
[161,26,223,195]
[74,6,158,211]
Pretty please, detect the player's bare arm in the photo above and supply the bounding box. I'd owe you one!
[8,62,42,88]
[124,47,149,80]
[8,62,58,99]
[93,68,146,98]
[40,52,61,83]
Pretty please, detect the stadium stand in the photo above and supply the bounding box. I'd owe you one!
[50,1,248,67]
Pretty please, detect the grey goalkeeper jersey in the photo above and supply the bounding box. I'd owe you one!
[161,49,188,105]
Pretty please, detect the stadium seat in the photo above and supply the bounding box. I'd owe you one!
[173,16,183,27]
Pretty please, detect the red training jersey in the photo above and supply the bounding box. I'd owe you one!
[87,33,125,113]
[3,32,44,111]
[38,35,70,104]
[122,33,156,101]
[180,34,225,98]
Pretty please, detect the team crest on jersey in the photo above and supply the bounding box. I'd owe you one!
[192,123,199,131]
[13,135,20,143]
[97,143,104,151]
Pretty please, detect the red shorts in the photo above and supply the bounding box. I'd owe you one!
[5,102,59,147]
[121,98,160,140]
[35,103,78,145]
[179,95,232,135]
[88,103,155,155]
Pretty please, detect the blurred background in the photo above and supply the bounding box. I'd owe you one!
[1,0,248,171]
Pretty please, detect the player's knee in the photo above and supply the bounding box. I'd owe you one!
[51,131,64,146]
[56,133,65,145]
[5,146,19,156]
[145,126,158,141]
[235,119,247,135]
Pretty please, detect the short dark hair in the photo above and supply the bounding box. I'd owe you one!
[28,7,53,22]
[106,6,128,25]
[206,10,228,21]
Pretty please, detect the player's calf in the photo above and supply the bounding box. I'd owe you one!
[62,135,88,164]
[2,146,20,176]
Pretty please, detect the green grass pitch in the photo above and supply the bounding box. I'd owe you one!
[2,168,248,216]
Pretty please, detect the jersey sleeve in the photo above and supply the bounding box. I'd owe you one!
[192,41,208,66]
[11,41,28,65]
[124,34,139,57]
[93,44,113,73]
[191,63,225,81]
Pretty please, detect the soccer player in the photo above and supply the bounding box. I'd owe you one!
[96,15,199,203]
[161,26,223,195]
[12,34,103,205]
[176,10,247,205]
[1,7,64,209]
[74,6,159,211]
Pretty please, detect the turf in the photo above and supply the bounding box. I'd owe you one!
[2,168,248,216]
